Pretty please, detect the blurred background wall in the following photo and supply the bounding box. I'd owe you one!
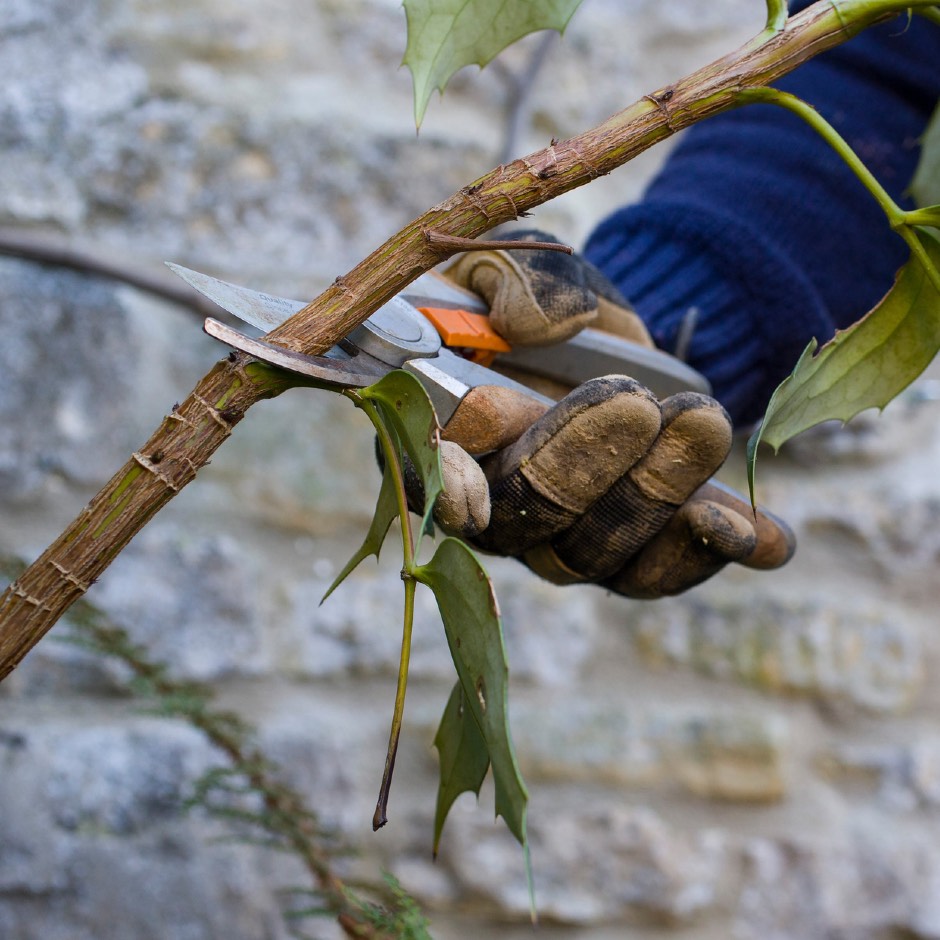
[4,1,940,937]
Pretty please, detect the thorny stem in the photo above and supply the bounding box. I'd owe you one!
[424,231,573,254]
[2,0,937,680]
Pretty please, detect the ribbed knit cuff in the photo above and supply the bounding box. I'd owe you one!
[584,201,837,426]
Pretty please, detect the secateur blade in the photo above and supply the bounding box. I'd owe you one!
[167,263,390,387]
[167,262,307,331]
[169,261,713,401]
[202,317,388,388]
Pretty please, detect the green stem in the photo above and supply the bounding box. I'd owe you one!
[764,0,789,31]
[736,87,902,222]
[357,396,415,567]
[902,206,940,229]
[373,577,416,831]
[356,394,418,831]
[918,6,940,26]
[735,86,940,299]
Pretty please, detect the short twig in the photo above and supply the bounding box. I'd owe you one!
[425,231,573,254]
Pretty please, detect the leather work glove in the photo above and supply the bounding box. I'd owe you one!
[424,231,795,599]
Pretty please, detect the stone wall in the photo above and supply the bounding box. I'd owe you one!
[3,1,940,938]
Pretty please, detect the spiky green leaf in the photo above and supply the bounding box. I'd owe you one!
[402,0,584,125]
[322,459,399,602]
[362,370,443,540]
[415,537,528,847]
[325,369,441,597]
[748,232,940,496]
[912,100,940,210]
[432,681,490,856]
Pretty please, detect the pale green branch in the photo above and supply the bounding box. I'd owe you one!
[903,206,940,228]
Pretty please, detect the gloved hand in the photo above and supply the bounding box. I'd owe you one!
[424,231,795,599]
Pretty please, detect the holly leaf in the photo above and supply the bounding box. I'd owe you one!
[402,0,584,125]
[432,681,490,856]
[415,537,528,848]
[361,370,443,540]
[321,459,398,603]
[324,369,441,599]
[911,100,940,210]
[748,231,940,497]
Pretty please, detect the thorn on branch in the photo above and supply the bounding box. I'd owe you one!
[424,231,573,255]
[645,88,679,133]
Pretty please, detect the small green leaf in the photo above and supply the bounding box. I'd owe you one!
[321,459,398,603]
[432,681,490,856]
[748,231,940,497]
[912,100,940,210]
[415,537,528,847]
[362,370,443,541]
[402,0,584,125]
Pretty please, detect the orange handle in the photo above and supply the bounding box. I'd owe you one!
[417,306,511,366]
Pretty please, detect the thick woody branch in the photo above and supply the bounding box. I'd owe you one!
[0,0,933,680]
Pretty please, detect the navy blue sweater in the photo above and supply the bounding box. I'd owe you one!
[584,3,940,425]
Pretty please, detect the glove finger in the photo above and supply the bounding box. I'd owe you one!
[694,480,796,570]
[551,392,733,580]
[395,439,491,539]
[433,441,491,538]
[607,498,757,599]
[473,376,663,556]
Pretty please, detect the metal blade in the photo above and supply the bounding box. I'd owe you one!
[203,318,388,388]
[167,264,486,332]
[166,262,306,331]
[166,263,442,365]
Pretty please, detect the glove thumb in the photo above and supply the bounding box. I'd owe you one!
[433,441,491,538]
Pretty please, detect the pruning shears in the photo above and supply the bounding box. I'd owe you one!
[167,262,710,427]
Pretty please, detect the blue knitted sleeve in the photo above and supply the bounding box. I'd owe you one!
[583,6,940,425]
